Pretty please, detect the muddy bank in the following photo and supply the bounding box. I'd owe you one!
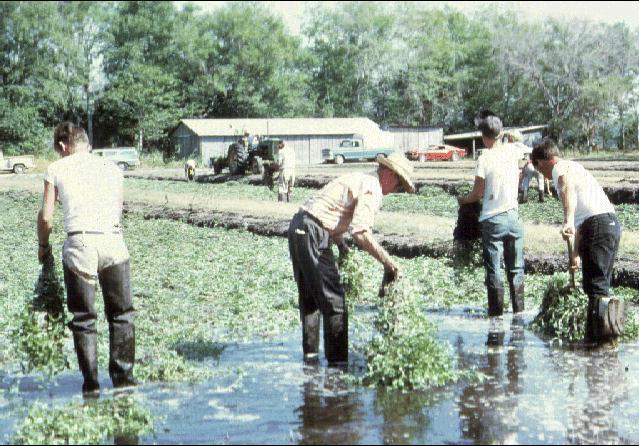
[124,202,639,289]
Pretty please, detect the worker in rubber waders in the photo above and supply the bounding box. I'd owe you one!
[458,111,527,322]
[37,122,136,396]
[277,141,295,202]
[531,138,625,343]
[288,153,414,366]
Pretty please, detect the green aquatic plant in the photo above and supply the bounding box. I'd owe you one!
[359,278,458,390]
[530,273,587,342]
[14,396,153,445]
[339,249,364,307]
[11,251,69,377]
[531,273,639,343]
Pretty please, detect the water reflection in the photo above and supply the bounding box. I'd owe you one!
[295,363,364,444]
[374,388,438,444]
[456,316,526,444]
[566,349,629,444]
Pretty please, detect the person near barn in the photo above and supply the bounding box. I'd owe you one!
[277,141,296,202]
[288,153,414,365]
[37,122,136,395]
[458,111,526,318]
[531,137,625,342]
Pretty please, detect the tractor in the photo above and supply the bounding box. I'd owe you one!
[226,137,283,176]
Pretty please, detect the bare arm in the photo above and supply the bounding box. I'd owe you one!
[558,174,576,240]
[351,230,398,274]
[458,176,485,205]
[37,181,56,261]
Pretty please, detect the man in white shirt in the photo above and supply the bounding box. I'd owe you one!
[288,153,414,365]
[459,111,526,319]
[531,138,624,342]
[277,142,296,202]
[37,122,136,395]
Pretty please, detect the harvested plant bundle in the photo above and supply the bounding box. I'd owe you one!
[11,251,68,376]
[339,250,364,305]
[360,277,457,390]
[531,273,588,342]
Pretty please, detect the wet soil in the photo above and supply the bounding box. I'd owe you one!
[124,202,639,289]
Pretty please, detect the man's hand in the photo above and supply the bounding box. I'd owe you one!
[379,263,400,297]
[38,244,51,264]
[561,223,575,241]
[569,254,580,272]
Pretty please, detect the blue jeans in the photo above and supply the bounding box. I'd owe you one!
[480,209,525,315]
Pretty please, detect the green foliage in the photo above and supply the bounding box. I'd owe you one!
[359,278,458,390]
[530,273,588,342]
[531,273,639,343]
[339,250,364,306]
[14,396,153,445]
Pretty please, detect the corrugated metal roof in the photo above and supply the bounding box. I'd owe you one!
[444,125,547,141]
[178,118,384,137]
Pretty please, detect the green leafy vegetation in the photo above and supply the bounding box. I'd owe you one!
[358,278,458,390]
[530,273,639,343]
[14,396,153,445]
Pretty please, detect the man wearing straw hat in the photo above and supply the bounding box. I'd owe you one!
[458,111,526,319]
[288,153,414,365]
[531,138,625,342]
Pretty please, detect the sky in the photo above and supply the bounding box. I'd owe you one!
[176,1,639,34]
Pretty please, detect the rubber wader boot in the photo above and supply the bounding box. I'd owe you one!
[73,332,100,395]
[486,316,505,346]
[286,192,291,203]
[278,192,285,202]
[593,295,626,341]
[520,191,528,204]
[487,287,505,317]
[100,263,137,389]
[538,190,545,203]
[508,280,525,314]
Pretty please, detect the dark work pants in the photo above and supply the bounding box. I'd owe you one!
[579,213,621,298]
[63,261,136,387]
[288,210,347,364]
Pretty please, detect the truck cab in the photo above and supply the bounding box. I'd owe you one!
[0,149,35,174]
[322,136,394,164]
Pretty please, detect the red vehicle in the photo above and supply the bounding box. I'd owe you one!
[405,144,466,162]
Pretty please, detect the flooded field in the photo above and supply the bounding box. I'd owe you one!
[2,308,639,444]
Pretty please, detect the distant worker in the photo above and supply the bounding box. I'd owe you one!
[531,138,625,343]
[458,111,526,319]
[506,131,545,203]
[37,122,136,395]
[288,153,414,366]
[185,159,196,182]
[277,141,295,202]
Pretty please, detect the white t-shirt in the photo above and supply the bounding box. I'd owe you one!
[278,145,296,172]
[44,152,124,233]
[475,143,525,222]
[552,160,615,228]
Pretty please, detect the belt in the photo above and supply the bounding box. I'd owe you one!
[67,230,122,237]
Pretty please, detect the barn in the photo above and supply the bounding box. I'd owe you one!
[171,118,443,166]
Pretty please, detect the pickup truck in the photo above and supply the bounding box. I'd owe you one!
[322,137,395,164]
[0,150,35,174]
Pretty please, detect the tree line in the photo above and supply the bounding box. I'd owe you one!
[1,1,637,156]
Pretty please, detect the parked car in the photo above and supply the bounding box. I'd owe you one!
[322,136,395,164]
[405,144,466,162]
[0,149,34,174]
[92,147,140,170]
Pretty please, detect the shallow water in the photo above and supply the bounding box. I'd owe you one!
[2,307,639,444]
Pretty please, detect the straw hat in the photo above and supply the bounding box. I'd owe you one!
[377,153,415,193]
